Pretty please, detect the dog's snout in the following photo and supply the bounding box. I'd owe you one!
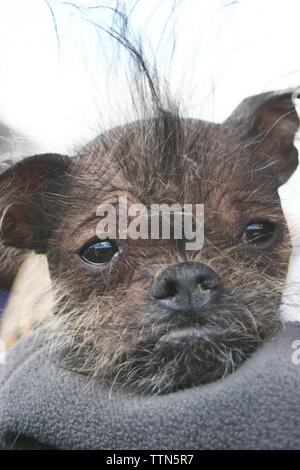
[149,262,222,313]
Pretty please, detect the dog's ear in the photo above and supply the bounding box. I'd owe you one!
[0,154,70,252]
[225,89,299,185]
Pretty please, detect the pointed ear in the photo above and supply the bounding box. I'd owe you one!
[0,153,70,252]
[225,89,299,185]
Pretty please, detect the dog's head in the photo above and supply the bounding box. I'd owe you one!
[0,89,298,394]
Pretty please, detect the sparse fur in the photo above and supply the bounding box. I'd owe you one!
[0,8,299,395]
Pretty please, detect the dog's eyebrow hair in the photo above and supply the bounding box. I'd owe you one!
[70,213,99,237]
[69,191,141,237]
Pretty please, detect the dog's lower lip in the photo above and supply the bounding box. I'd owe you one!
[154,326,220,351]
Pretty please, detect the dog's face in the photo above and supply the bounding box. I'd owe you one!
[0,90,298,394]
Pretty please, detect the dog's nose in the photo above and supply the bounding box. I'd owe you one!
[149,262,221,313]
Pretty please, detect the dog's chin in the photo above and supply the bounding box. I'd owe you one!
[154,324,258,365]
[57,298,281,396]
[129,324,261,395]
[116,293,283,394]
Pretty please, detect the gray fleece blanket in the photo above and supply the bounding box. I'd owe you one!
[1,323,300,450]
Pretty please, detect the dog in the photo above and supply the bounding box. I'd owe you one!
[0,84,298,395]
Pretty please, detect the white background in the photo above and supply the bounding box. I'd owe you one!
[0,0,299,318]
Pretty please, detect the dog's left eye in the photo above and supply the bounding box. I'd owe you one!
[78,239,119,265]
[243,221,276,245]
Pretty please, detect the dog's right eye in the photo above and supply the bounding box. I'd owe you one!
[243,221,276,246]
[78,238,119,265]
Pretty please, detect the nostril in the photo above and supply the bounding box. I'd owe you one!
[197,277,211,291]
[164,280,177,298]
[151,279,178,300]
[197,276,220,292]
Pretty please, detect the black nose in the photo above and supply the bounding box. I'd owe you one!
[149,262,222,313]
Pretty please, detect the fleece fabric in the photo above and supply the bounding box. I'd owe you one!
[0,323,300,449]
